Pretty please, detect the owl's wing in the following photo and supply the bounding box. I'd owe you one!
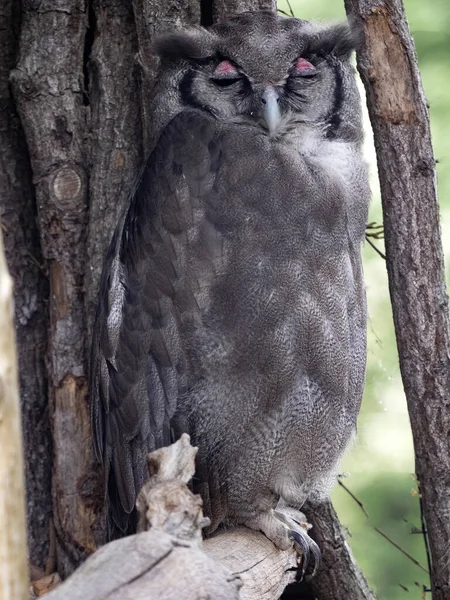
[90,110,224,534]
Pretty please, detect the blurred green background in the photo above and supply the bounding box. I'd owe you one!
[278,1,450,598]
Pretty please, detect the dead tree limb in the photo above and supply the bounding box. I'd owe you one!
[344,1,450,598]
[0,224,28,600]
[44,435,297,600]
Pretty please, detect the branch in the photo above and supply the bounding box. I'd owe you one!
[344,1,450,598]
[44,435,297,600]
[303,500,377,600]
[0,223,28,600]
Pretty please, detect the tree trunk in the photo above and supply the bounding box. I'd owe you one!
[10,0,97,578]
[344,1,450,598]
[0,0,52,572]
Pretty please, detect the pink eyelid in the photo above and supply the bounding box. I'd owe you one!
[214,60,237,75]
[295,57,315,72]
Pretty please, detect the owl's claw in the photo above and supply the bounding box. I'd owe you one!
[245,506,321,580]
[288,525,321,579]
[273,507,321,579]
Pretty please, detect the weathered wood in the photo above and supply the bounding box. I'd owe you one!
[205,529,297,600]
[45,435,297,600]
[10,0,96,577]
[0,221,28,600]
[0,0,51,570]
[344,1,450,598]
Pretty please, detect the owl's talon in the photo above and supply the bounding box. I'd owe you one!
[289,527,321,579]
[273,507,321,579]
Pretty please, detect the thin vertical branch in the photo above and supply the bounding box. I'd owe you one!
[0,227,28,600]
[344,1,450,598]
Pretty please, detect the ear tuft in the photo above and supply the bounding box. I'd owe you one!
[314,21,361,58]
[153,28,216,62]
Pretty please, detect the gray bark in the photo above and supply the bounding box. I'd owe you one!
[344,0,450,598]
[212,0,276,22]
[10,0,96,578]
[84,0,143,342]
[0,0,52,571]
[304,500,376,600]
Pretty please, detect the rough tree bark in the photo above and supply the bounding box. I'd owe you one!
[344,1,450,598]
[0,0,52,572]
[0,224,28,600]
[303,500,376,600]
[10,0,98,578]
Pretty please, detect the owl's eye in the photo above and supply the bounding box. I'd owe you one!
[212,60,244,87]
[293,57,317,77]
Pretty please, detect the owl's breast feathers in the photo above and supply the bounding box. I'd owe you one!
[90,109,369,533]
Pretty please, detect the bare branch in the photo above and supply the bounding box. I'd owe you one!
[303,500,377,600]
[0,224,28,600]
[344,1,450,597]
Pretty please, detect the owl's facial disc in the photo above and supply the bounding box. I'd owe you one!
[155,12,357,138]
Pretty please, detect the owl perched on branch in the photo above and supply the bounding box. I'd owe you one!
[90,10,370,576]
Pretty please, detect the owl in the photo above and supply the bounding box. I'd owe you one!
[90,10,370,576]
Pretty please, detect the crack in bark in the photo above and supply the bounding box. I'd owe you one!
[82,0,96,107]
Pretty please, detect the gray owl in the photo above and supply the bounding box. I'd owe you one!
[90,10,370,575]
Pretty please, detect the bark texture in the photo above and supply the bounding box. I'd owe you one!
[0,0,51,571]
[304,501,376,600]
[10,0,96,578]
[344,1,450,598]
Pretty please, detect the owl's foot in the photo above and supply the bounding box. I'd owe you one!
[245,507,321,579]
[275,506,321,579]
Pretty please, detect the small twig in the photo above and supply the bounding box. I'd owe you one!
[365,235,386,260]
[418,486,432,580]
[285,0,295,17]
[338,479,430,577]
[365,222,385,258]
[366,222,385,239]
[373,526,429,575]
[337,479,369,518]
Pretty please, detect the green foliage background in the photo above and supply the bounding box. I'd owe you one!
[278,1,450,598]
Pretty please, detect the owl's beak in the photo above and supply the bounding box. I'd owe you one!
[262,86,281,135]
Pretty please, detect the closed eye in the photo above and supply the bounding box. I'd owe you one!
[212,77,244,87]
[290,57,318,78]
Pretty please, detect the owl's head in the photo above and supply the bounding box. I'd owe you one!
[152,11,361,140]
